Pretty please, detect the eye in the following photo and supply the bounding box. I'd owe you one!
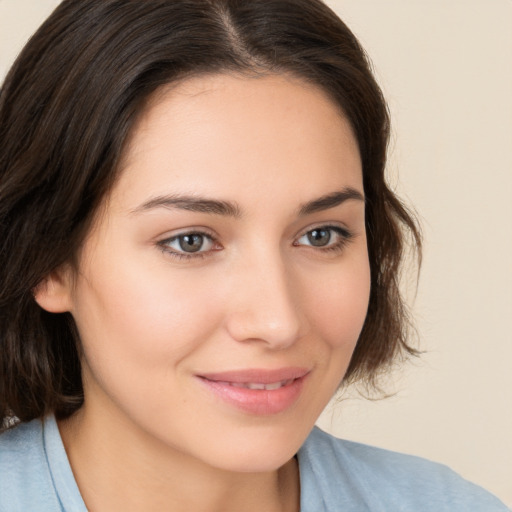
[295,225,352,251]
[159,231,216,256]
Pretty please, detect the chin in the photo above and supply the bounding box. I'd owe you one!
[211,447,297,474]
[189,421,309,474]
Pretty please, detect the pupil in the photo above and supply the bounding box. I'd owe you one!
[308,229,331,247]
[179,234,203,252]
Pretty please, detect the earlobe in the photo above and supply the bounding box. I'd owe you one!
[33,266,74,313]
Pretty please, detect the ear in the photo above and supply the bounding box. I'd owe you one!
[33,265,74,313]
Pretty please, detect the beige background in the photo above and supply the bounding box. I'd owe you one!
[1,0,511,506]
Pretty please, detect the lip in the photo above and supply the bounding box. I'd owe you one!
[197,367,310,416]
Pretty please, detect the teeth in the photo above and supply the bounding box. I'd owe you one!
[247,383,266,390]
[264,381,283,391]
[229,380,292,390]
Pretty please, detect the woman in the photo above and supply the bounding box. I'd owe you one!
[0,1,508,511]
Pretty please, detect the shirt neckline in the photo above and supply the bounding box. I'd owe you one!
[43,414,88,512]
[42,414,321,512]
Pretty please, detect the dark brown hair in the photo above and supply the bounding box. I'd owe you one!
[0,0,420,428]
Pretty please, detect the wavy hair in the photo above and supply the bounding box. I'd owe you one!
[0,0,421,427]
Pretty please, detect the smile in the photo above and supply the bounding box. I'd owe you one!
[197,368,310,415]
[215,379,295,390]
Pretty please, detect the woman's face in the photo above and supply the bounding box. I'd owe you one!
[56,73,370,472]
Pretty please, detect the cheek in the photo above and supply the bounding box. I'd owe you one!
[290,250,371,423]
[70,258,224,376]
[304,254,371,352]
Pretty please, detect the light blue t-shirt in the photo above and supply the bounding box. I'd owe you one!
[0,415,509,511]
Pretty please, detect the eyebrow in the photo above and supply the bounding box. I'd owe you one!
[131,195,242,217]
[131,187,364,217]
[298,188,364,215]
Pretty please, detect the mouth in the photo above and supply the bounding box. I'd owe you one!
[197,368,310,415]
[220,379,295,391]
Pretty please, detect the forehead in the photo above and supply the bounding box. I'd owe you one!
[114,72,362,210]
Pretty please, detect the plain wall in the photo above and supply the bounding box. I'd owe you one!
[1,0,511,506]
[319,1,512,506]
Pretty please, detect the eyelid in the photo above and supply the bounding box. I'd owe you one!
[293,223,354,251]
[155,222,354,261]
[156,225,218,243]
[157,227,221,259]
[294,222,352,241]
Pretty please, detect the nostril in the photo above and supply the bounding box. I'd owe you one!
[224,258,303,346]
[225,304,302,347]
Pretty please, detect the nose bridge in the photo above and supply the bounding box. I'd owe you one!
[225,244,303,348]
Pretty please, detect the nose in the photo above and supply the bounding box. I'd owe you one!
[224,250,304,349]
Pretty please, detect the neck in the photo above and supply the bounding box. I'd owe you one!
[58,404,300,512]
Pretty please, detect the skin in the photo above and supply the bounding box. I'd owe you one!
[36,73,370,512]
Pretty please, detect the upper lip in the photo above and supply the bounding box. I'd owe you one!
[198,367,310,384]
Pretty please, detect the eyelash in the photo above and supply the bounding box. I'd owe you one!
[294,226,354,254]
[157,225,353,261]
[157,230,218,261]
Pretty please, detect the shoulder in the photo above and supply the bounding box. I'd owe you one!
[0,418,47,478]
[298,426,510,512]
[0,418,61,511]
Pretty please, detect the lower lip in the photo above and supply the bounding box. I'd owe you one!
[198,376,307,415]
